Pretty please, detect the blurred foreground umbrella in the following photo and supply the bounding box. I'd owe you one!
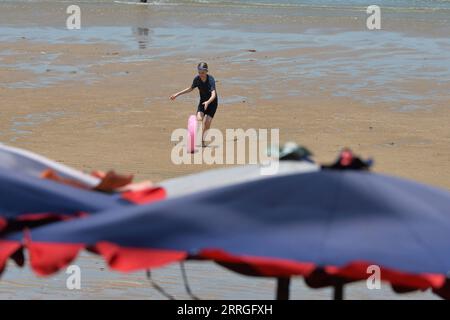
[0,143,100,188]
[0,143,154,192]
[0,144,165,234]
[0,168,132,235]
[160,160,318,198]
[3,170,450,299]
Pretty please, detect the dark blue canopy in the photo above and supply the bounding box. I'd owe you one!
[3,170,450,298]
[0,168,129,231]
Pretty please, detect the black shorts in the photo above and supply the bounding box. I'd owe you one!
[197,99,218,118]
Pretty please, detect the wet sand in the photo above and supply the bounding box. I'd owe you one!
[0,1,449,299]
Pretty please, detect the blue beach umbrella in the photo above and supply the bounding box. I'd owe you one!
[3,170,450,299]
[0,168,131,234]
[159,160,319,198]
[0,143,100,188]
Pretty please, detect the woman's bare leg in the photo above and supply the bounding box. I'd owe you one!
[202,115,213,147]
[196,112,204,147]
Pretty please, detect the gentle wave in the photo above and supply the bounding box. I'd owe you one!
[105,0,450,14]
[3,0,450,11]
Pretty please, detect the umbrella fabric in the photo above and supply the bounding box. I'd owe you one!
[0,143,100,188]
[0,167,131,234]
[159,160,319,198]
[0,144,166,233]
[3,171,450,298]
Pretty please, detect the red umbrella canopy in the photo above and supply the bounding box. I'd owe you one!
[2,171,450,299]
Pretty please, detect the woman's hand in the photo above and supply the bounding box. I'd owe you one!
[169,94,177,100]
[202,101,210,110]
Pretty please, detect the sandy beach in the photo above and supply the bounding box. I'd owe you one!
[0,0,449,299]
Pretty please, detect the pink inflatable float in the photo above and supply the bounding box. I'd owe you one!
[187,115,197,153]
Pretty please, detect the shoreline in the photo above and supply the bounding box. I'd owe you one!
[1,17,449,187]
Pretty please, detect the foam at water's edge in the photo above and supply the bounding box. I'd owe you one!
[3,0,450,11]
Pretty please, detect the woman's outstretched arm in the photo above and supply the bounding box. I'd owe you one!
[170,87,193,100]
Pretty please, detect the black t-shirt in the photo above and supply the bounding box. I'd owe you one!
[191,75,218,103]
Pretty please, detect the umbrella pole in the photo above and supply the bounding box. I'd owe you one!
[333,283,344,300]
[276,277,290,300]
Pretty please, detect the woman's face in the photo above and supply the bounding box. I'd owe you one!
[198,70,208,80]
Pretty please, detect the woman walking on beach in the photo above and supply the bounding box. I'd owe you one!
[170,62,218,146]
